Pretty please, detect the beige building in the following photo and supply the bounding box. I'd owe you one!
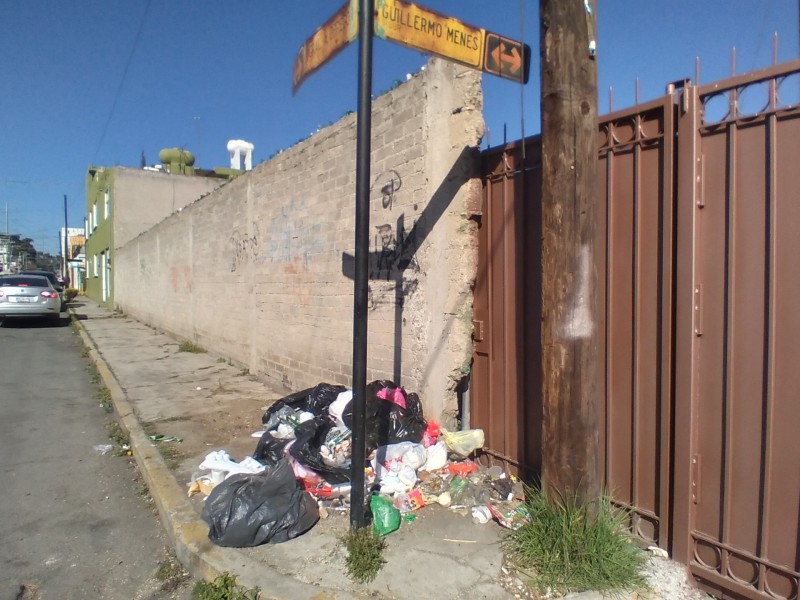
[85,159,232,307]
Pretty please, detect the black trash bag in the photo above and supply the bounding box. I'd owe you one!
[261,383,347,427]
[305,383,348,414]
[201,459,319,547]
[261,388,312,428]
[252,431,290,467]
[289,416,351,484]
[342,380,426,453]
[394,391,426,441]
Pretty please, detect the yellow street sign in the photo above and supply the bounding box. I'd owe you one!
[292,0,530,92]
[293,0,359,94]
[374,0,484,69]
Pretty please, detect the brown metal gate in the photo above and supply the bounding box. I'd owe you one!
[472,139,542,477]
[597,94,676,549]
[672,62,800,600]
[473,59,800,600]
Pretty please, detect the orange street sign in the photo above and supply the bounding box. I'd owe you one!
[484,32,530,84]
[293,0,359,94]
[374,0,484,69]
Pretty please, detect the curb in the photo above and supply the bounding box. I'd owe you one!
[70,311,357,600]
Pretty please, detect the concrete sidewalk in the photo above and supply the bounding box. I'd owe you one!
[70,298,519,600]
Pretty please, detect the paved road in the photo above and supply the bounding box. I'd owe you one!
[0,317,191,600]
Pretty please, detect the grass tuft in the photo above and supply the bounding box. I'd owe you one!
[178,340,205,353]
[106,421,130,455]
[192,573,260,600]
[506,487,648,597]
[155,552,190,592]
[96,386,113,413]
[343,526,387,583]
[87,363,101,384]
[140,421,185,469]
[157,443,186,470]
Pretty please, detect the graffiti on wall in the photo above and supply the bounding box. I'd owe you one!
[373,169,402,211]
[139,257,153,282]
[170,264,192,293]
[370,219,420,282]
[230,222,260,272]
[267,199,325,266]
[367,217,421,311]
[342,168,426,310]
[283,256,313,307]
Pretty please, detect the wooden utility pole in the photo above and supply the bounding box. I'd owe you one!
[539,0,599,507]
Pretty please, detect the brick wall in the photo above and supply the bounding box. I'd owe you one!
[115,59,483,424]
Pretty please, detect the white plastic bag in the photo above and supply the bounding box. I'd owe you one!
[371,442,427,478]
[371,442,426,494]
[199,450,266,481]
[420,440,448,471]
[328,390,352,429]
[378,465,418,494]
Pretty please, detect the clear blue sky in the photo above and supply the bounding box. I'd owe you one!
[1,0,797,255]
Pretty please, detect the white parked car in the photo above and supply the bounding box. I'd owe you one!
[0,275,63,325]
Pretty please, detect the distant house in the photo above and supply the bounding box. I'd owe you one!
[0,233,18,273]
[59,226,85,290]
[85,148,235,307]
[0,233,39,272]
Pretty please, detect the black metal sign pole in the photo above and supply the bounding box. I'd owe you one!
[350,0,373,529]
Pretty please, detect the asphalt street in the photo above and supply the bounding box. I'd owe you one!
[0,317,191,600]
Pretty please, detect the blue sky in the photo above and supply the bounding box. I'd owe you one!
[0,0,797,255]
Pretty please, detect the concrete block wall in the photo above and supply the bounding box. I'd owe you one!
[115,59,483,423]
[113,168,226,249]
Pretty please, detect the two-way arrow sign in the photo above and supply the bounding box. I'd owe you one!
[484,32,530,84]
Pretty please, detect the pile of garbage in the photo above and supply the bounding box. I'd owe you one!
[192,381,529,547]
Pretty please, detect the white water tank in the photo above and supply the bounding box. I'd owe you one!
[227,139,255,171]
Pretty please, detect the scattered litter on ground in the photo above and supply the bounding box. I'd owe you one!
[472,505,492,524]
[441,427,485,457]
[648,545,670,559]
[198,450,265,483]
[94,443,114,455]
[487,502,531,530]
[187,476,215,497]
[188,380,533,549]
[371,493,401,536]
[149,434,183,443]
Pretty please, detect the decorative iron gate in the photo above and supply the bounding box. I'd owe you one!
[472,139,542,477]
[597,93,676,550]
[672,61,800,600]
[472,59,800,600]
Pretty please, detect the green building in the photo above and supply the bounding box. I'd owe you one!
[84,149,234,307]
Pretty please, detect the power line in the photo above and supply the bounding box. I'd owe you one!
[92,0,153,163]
